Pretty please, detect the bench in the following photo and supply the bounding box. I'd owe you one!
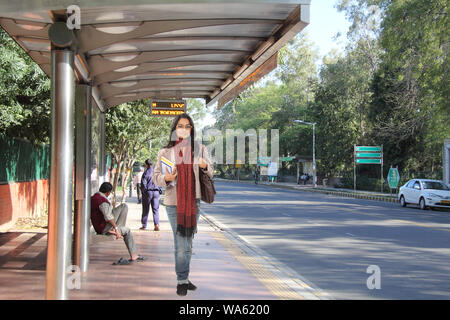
[90,226,115,245]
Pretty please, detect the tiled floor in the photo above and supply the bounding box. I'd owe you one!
[0,199,282,300]
[70,230,278,300]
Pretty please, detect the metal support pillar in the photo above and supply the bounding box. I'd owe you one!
[98,112,107,184]
[46,49,75,300]
[443,139,450,185]
[312,123,316,188]
[74,85,92,272]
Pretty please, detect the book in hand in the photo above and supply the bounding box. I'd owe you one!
[161,156,175,186]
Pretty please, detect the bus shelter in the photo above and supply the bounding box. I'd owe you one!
[0,0,310,299]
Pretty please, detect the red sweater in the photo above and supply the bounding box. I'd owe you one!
[91,193,110,234]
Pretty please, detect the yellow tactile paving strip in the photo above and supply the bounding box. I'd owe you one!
[210,231,305,300]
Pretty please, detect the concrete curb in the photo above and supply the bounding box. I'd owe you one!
[305,188,399,204]
[215,178,399,204]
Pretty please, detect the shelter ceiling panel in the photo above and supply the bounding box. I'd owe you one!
[157,53,248,63]
[78,19,283,54]
[129,86,217,93]
[16,37,50,52]
[88,50,245,76]
[142,24,279,38]
[0,11,52,23]
[28,51,51,64]
[0,1,310,109]
[87,38,261,56]
[94,61,236,84]
[100,78,221,98]
[0,18,50,38]
[114,71,231,81]
[76,3,297,24]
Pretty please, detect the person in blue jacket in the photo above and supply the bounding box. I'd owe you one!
[140,159,162,231]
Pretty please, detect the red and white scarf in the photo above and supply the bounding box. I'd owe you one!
[174,137,196,237]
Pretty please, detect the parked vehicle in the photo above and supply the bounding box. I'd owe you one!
[398,179,450,210]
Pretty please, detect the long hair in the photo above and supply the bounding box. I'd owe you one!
[165,113,199,156]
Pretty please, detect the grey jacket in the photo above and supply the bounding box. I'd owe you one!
[153,143,214,206]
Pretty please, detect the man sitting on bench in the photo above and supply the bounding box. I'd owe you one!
[91,182,145,264]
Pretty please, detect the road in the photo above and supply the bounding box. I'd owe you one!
[201,181,450,299]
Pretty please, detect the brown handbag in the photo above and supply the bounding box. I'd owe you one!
[199,168,216,203]
[199,146,216,204]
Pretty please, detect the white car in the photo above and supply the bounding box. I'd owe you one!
[398,179,450,210]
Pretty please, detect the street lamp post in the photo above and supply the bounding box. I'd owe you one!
[294,120,316,188]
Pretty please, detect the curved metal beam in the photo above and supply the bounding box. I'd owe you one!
[94,61,237,85]
[100,77,223,98]
[77,19,282,54]
[88,49,247,76]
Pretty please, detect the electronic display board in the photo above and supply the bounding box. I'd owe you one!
[151,99,186,117]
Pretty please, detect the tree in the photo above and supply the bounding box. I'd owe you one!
[368,0,450,174]
[105,97,211,205]
[0,27,51,144]
[312,34,381,178]
[105,101,171,206]
[186,98,207,124]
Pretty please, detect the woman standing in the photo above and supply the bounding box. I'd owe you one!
[153,114,214,296]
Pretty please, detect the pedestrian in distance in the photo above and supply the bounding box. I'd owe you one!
[153,113,214,296]
[301,173,307,185]
[133,167,144,204]
[141,159,162,231]
[254,166,260,184]
[90,182,146,265]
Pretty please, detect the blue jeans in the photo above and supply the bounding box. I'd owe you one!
[165,199,201,282]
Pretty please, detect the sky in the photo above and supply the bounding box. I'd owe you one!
[308,0,352,59]
[198,0,352,129]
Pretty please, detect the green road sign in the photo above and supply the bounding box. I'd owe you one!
[387,167,400,189]
[355,146,382,152]
[356,152,382,158]
[356,159,382,164]
[279,156,295,161]
[257,156,270,166]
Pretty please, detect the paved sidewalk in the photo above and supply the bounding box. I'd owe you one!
[0,193,320,300]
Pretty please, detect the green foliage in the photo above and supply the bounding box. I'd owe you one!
[0,0,447,189]
[212,0,448,188]
[105,100,172,204]
[0,28,51,144]
[213,34,320,165]
[368,0,449,174]
[186,98,207,125]
[105,100,172,165]
[105,98,209,203]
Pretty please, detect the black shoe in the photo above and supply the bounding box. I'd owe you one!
[187,281,197,291]
[176,284,188,296]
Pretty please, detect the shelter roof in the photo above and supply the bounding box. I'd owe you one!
[0,1,310,110]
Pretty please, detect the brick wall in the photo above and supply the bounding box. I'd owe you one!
[0,179,49,228]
